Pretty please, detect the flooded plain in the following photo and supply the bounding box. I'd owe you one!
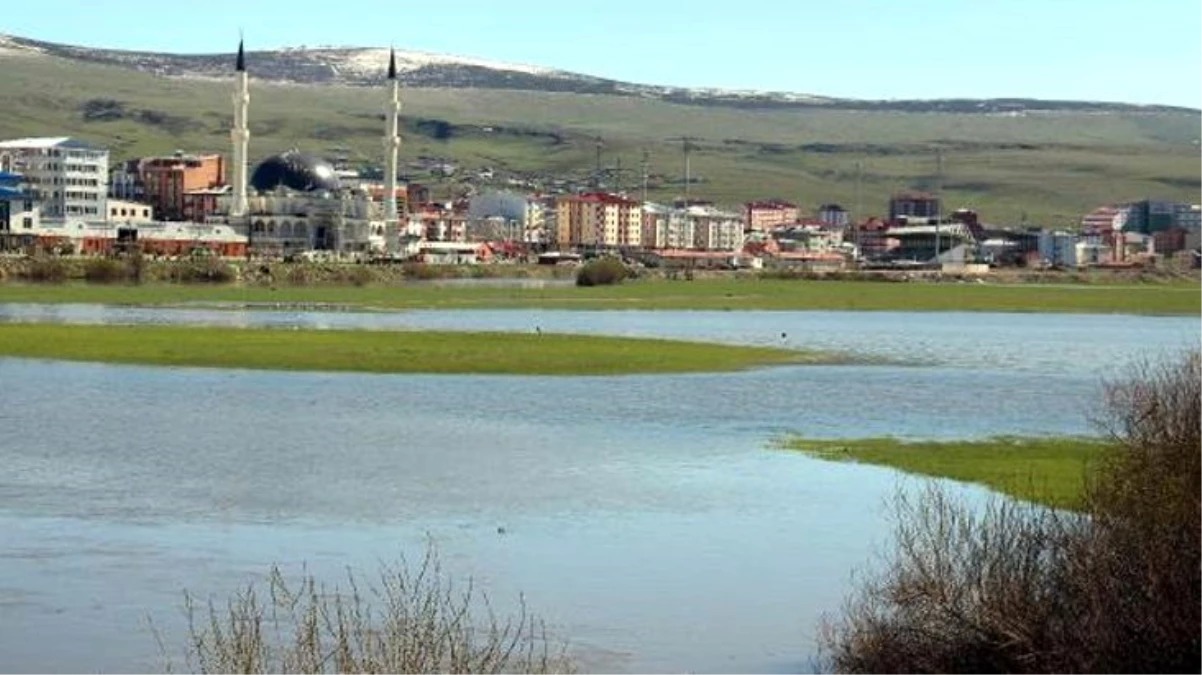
[0,306,1195,672]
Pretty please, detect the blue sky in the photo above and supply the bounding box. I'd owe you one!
[4,0,1200,108]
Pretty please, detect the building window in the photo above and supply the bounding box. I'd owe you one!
[23,217,32,229]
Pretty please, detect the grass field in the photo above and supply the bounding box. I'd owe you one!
[0,49,1197,226]
[783,436,1109,510]
[0,277,1197,314]
[0,323,826,375]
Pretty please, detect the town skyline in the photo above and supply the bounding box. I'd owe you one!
[2,0,1200,109]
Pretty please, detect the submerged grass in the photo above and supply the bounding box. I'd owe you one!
[0,323,826,375]
[0,277,1198,314]
[783,435,1109,510]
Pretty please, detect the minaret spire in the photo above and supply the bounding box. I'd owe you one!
[382,46,402,236]
[230,36,250,218]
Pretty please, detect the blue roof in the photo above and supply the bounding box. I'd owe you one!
[0,186,30,199]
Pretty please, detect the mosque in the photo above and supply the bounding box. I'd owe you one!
[219,40,404,256]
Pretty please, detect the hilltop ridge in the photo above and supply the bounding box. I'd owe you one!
[1,33,1194,114]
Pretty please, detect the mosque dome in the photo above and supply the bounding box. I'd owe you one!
[250,150,341,193]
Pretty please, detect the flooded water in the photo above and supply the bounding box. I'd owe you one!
[0,306,1196,672]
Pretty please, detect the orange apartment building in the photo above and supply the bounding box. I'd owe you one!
[555,192,642,249]
[139,153,226,221]
[744,199,799,232]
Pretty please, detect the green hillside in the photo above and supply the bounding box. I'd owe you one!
[0,50,1197,226]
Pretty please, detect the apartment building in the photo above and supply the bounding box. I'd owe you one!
[888,191,941,224]
[744,199,798,232]
[817,203,849,228]
[555,192,642,249]
[0,137,109,222]
[689,205,744,251]
[641,203,694,250]
[137,152,225,221]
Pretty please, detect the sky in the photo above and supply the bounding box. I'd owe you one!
[3,0,1200,108]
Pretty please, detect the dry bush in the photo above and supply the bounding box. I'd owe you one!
[173,546,572,674]
[335,265,375,287]
[83,257,131,283]
[168,259,235,284]
[19,256,69,283]
[819,487,1085,673]
[1079,351,1201,672]
[821,351,1201,673]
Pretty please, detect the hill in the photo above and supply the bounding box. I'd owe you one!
[0,34,1197,225]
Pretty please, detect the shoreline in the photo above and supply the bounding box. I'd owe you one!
[0,274,1197,315]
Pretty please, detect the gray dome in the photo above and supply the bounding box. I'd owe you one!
[251,151,341,193]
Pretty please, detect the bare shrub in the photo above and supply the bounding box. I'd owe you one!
[336,265,375,287]
[1079,351,1201,672]
[169,259,235,284]
[401,262,450,280]
[83,257,130,283]
[284,264,316,286]
[819,486,1084,673]
[821,351,1201,673]
[174,546,572,674]
[19,256,69,283]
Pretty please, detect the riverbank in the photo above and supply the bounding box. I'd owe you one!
[783,435,1109,509]
[0,323,829,375]
[0,275,1197,314]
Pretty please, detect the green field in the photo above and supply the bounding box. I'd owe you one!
[0,323,828,375]
[783,436,1109,510]
[0,277,1197,315]
[0,49,1197,225]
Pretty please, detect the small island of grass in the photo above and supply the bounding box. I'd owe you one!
[783,435,1109,510]
[0,323,838,375]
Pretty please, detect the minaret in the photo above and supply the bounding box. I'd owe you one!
[383,47,401,225]
[230,39,250,218]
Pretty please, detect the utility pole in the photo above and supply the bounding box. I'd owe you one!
[934,149,944,263]
[641,149,650,204]
[594,136,603,190]
[854,159,863,260]
[683,137,693,206]
[615,155,623,195]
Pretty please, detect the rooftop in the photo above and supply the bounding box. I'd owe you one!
[0,137,104,150]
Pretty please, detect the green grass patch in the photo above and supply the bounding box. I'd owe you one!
[0,277,1198,314]
[783,435,1110,510]
[0,323,829,375]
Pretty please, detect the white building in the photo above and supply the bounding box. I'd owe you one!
[642,203,695,250]
[523,196,556,245]
[1038,230,1086,267]
[107,199,154,225]
[0,137,109,223]
[687,205,744,251]
[638,203,743,251]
